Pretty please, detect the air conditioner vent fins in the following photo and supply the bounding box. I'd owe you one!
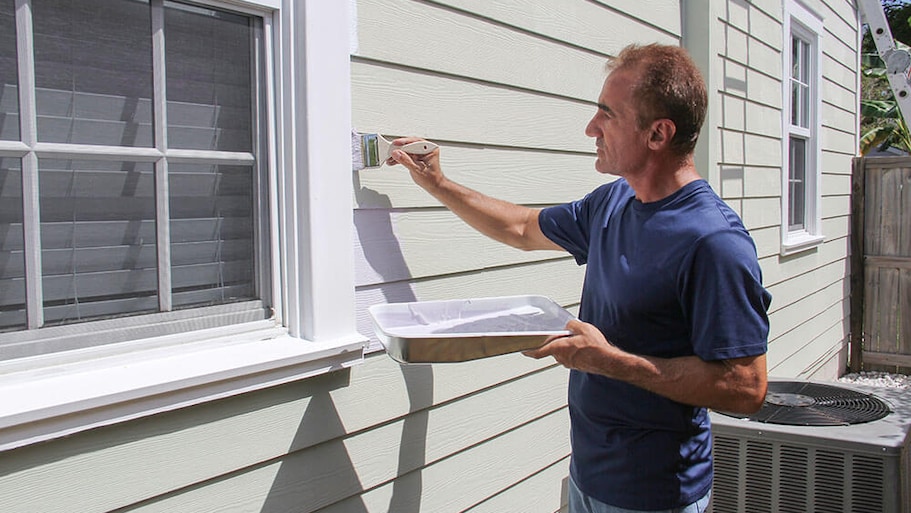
[718,381,891,426]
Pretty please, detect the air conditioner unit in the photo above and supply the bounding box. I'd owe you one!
[709,379,911,513]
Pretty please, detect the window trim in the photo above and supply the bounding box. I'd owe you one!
[781,0,825,255]
[0,0,365,452]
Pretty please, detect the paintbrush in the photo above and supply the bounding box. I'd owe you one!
[352,131,439,171]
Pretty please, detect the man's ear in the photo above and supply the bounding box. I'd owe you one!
[647,119,677,150]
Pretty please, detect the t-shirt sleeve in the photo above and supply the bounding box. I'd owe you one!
[538,184,617,265]
[680,230,772,361]
[538,200,590,265]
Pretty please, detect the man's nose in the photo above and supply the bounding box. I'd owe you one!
[584,116,599,137]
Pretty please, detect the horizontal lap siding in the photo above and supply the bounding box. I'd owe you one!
[714,0,857,379]
[0,354,568,513]
[350,0,679,511]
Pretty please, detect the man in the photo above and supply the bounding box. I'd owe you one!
[389,43,771,513]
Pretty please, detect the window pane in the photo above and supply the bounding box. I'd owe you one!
[791,80,800,126]
[0,158,26,330]
[32,0,153,147]
[789,137,806,230]
[39,159,157,325]
[169,163,255,308]
[0,0,19,141]
[791,37,801,80]
[800,39,811,83]
[165,2,253,152]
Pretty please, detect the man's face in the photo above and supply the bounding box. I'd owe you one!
[584,69,649,176]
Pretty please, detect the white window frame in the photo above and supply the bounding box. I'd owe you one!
[781,0,825,255]
[0,0,365,452]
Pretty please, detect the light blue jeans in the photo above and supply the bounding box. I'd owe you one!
[568,477,711,513]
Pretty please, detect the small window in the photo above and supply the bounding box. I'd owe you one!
[781,0,824,254]
[0,0,271,357]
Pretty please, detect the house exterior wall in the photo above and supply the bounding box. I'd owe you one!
[0,0,859,512]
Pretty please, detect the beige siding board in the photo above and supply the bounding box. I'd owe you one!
[353,209,566,286]
[822,129,856,158]
[822,172,852,197]
[434,0,679,56]
[355,0,607,101]
[351,62,592,153]
[0,353,562,513]
[723,58,748,98]
[745,133,782,167]
[746,67,783,109]
[821,193,851,218]
[751,225,782,259]
[744,102,783,138]
[354,146,602,210]
[722,94,746,130]
[724,0,750,33]
[767,298,849,376]
[720,166,745,199]
[760,236,850,286]
[831,0,861,27]
[822,150,855,173]
[766,258,847,313]
[118,366,571,513]
[726,25,749,64]
[317,408,570,513]
[721,128,746,164]
[820,217,849,244]
[767,278,846,341]
[588,0,681,36]
[463,456,570,513]
[748,37,781,77]
[822,53,857,97]
[821,101,857,134]
[750,5,782,45]
[822,2,860,47]
[822,78,858,114]
[744,166,781,197]
[741,196,780,230]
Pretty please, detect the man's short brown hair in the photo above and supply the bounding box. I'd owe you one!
[606,44,708,157]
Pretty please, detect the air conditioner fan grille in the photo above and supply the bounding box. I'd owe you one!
[718,381,891,426]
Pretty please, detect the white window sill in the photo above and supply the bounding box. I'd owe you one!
[781,233,825,256]
[0,323,366,452]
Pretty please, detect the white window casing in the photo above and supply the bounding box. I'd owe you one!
[781,0,825,255]
[0,0,366,452]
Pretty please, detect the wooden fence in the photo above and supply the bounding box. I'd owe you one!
[850,156,911,373]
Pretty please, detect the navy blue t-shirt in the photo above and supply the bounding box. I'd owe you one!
[538,179,771,510]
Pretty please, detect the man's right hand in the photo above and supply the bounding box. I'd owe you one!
[387,137,444,191]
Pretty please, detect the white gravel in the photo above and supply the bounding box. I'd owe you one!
[838,371,911,389]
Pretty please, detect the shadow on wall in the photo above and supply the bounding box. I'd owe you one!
[306,174,431,513]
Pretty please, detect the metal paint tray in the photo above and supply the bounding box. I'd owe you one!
[368,295,574,364]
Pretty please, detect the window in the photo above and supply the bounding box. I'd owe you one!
[781,0,824,254]
[0,0,363,451]
[1,0,268,352]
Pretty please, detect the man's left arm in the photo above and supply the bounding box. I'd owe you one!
[524,319,767,413]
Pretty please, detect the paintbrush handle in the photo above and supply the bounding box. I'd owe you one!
[396,140,439,155]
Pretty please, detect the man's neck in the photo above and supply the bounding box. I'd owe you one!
[625,158,701,203]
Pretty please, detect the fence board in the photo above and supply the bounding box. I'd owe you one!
[853,158,911,373]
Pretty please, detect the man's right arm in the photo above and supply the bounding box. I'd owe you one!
[389,140,563,252]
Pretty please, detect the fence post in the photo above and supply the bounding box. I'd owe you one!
[849,157,866,373]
